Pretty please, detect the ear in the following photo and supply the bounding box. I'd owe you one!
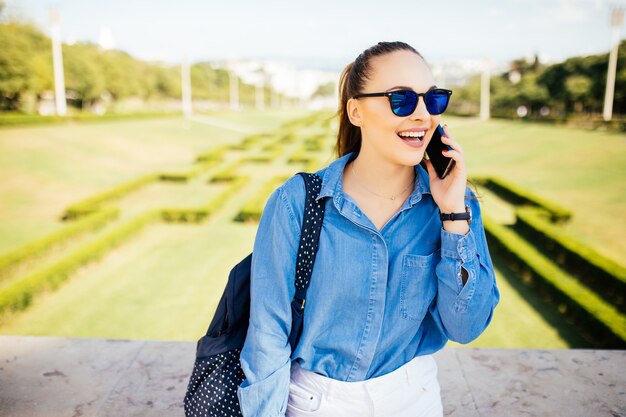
[346,98,363,127]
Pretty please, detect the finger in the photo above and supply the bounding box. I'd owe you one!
[441,123,453,142]
[441,135,464,155]
[440,124,464,153]
[441,149,466,173]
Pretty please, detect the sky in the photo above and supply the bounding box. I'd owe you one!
[5,0,626,71]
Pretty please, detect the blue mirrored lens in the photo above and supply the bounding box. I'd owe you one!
[425,90,449,115]
[390,91,417,116]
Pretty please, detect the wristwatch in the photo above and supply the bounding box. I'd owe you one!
[440,205,472,225]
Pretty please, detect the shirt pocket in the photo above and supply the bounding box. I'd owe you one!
[400,252,438,321]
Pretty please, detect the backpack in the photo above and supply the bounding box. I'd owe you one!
[184,172,326,417]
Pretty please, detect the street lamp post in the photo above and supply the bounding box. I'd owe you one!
[229,69,239,110]
[480,58,491,121]
[269,74,279,109]
[603,7,624,122]
[255,69,265,110]
[181,57,192,118]
[49,8,67,116]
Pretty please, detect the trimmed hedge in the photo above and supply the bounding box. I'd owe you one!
[287,148,314,165]
[262,142,281,152]
[235,176,289,222]
[240,136,259,149]
[0,208,119,282]
[241,146,283,164]
[162,176,249,223]
[62,174,158,221]
[158,159,219,182]
[474,176,572,223]
[0,176,251,317]
[195,146,228,163]
[209,162,240,183]
[204,176,250,216]
[304,134,326,152]
[483,215,626,348]
[279,132,296,144]
[158,173,189,182]
[0,110,331,319]
[514,207,626,311]
[242,155,272,164]
[227,143,247,151]
[161,208,209,223]
[0,210,161,316]
[63,160,222,220]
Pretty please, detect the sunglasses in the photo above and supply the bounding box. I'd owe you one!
[352,88,453,116]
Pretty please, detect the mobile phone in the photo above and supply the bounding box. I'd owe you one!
[425,124,455,179]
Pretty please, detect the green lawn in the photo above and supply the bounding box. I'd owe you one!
[450,117,626,263]
[0,111,623,349]
[0,109,310,254]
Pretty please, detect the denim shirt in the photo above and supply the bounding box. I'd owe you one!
[237,152,500,417]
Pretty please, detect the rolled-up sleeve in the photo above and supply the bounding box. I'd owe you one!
[433,189,500,344]
[237,182,301,417]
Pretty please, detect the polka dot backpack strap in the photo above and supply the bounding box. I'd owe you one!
[288,172,325,351]
[183,172,325,417]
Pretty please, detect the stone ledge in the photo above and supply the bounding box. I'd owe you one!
[0,335,624,417]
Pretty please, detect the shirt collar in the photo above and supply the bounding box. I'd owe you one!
[316,152,431,207]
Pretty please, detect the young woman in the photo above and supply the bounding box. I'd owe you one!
[237,41,500,417]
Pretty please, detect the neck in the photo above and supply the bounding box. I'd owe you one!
[349,148,415,198]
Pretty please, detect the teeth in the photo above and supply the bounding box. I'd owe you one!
[398,131,425,138]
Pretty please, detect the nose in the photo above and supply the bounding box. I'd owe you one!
[409,96,430,120]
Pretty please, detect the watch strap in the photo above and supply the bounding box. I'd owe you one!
[440,205,471,223]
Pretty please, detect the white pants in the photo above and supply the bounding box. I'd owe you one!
[287,355,443,417]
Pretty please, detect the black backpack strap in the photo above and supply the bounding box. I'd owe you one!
[288,172,325,351]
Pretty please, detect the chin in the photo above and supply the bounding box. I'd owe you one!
[395,148,425,167]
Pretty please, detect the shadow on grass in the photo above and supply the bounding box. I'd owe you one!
[490,251,593,349]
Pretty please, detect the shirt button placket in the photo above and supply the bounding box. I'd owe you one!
[359,233,389,379]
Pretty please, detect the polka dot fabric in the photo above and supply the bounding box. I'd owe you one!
[183,173,325,417]
[184,349,246,417]
[295,173,324,291]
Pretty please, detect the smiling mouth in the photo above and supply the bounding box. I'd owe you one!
[397,131,425,141]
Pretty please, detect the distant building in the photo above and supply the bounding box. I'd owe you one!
[98,26,115,51]
[204,57,511,109]
[207,58,340,109]
[430,59,508,87]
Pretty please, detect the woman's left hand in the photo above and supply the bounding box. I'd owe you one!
[423,124,468,213]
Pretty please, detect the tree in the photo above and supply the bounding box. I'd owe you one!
[0,22,51,110]
[448,74,480,116]
[98,50,142,100]
[312,82,335,98]
[516,72,550,114]
[63,43,106,107]
[565,75,592,113]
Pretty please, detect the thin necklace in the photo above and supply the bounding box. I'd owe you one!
[351,162,415,201]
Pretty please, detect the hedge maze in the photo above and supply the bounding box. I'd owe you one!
[1,111,624,349]
[477,177,626,348]
[0,111,336,321]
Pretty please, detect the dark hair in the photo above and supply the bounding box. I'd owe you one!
[335,41,425,158]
